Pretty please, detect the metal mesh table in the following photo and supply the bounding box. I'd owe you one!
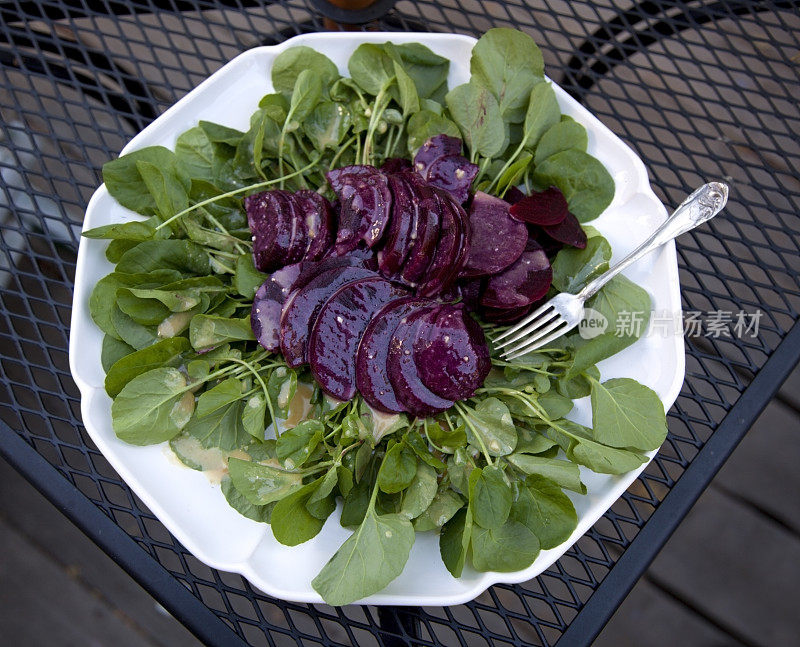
[1,1,798,645]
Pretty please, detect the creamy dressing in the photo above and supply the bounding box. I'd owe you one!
[157,311,194,338]
[168,436,250,485]
[368,406,401,442]
[283,382,314,428]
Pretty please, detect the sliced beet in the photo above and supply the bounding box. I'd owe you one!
[245,190,294,272]
[509,186,569,226]
[480,241,553,309]
[356,297,432,413]
[504,186,526,205]
[279,265,377,367]
[527,225,564,258]
[325,165,379,196]
[426,154,479,204]
[335,173,392,254]
[481,303,533,324]
[457,278,484,311]
[251,263,307,352]
[309,278,408,400]
[399,193,440,287]
[294,190,335,261]
[413,134,462,178]
[541,211,587,249]
[289,252,375,296]
[417,192,468,298]
[283,192,309,265]
[381,158,412,174]
[460,191,527,278]
[413,304,490,401]
[378,174,417,278]
[387,307,454,417]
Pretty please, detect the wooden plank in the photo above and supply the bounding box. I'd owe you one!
[0,457,201,647]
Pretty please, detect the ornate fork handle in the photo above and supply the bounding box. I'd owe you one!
[579,182,729,300]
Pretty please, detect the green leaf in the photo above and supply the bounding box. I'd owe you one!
[221,475,273,522]
[110,305,158,350]
[348,43,395,96]
[175,126,217,182]
[462,398,517,456]
[234,253,268,299]
[135,159,189,219]
[495,151,532,198]
[551,234,612,293]
[413,487,464,531]
[406,110,461,157]
[196,377,244,417]
[267,366,297,419]
[111,367,192,445]
[189,314,254,349]
[534,120,588,165]
[199,120,245,147]
[470,519,540,572]
[392,43,449,101]
[399,462,438,520]
[115,239,212,275]
[537,390,574,420]
[270,477,327,546]
[125,276,226,313]
[227,457,303,505]
[557,365,600,399]
[521,82,561,151]
[303,101,351,151]
[104,337,191,398]
[276,419,324,468]
[515,427,559,455]
[439,505,472,578]
[445,82,506,159]
[242,393,268,440]
[82,219,157,241]
[533,149,615,222]
[405,429,446,470]
[287,69,323,127]
[471,465,513,529]
[512,476,577,549]
[101,335,135,372]
[383,43,420,116]
[505,454,586,494]
[552,419,648,475]
[272,46,339,94]
[311,505,415,606]
[590,378,667,451]
[184,401,249,451]
[426,421,467,453]
[470,28,545,123]
[378,441,418,493]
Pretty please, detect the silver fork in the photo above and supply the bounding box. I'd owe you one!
[494,182,730,360]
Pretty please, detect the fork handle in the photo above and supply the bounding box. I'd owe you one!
[578,182,729,300]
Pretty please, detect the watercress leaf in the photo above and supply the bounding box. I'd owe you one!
[399,462,438,520]
[311,507,415,606]
[470,519,540,572]
[227,457,303,505]
[533,149,614,222]
[382,42,420,116]
[272,46,339,94]
[242,393,268,440]
[406,110,461,156]
[270,477,327,546]
[135,159,189,220]
[470,28,545,123]
[521,82,561,150]
[534,119,588,165]
[184,401,249,451]
[515,427,559,454]
[199,120,245,147]
[495,151,532,198]
[111,367,193,445]
[445,82,506,159]
[116,287,172,325]
[390,43,449,101]
[557,365,600,399]
[82,219,157,241]
[111,305,158,350]
[267,366,297,419]
[405,429,446,470]
[125,276,226,313]
[505,454,586,494]
[116,239,212,275]
[303,101,351,151]
[102,146,186,216]
[287,69,323,128]
[104,337,191,398]
[341,464,374,527]
[348,43,395,96]
[221,475,273,522]
[234,253,268,299]
[553,419,648,475]
[426,421,467,453]
[413,487,465,531]
[378,442,418,493]
[537,390,574,420]
[439,504,472,578]
[551,234,612,293]
[189,314,254,350]
[590,377,667,451]
[196,377,244,417]
[512,475,577,549]
[105,239,140,263]
[175,126,217,182]
[471,465,513,529]
[276,419,324,468]
[101,335,135,372]
[446,448,473,496]
[337,466,354,498]
[462,398,517,456]
[308,464,339,507]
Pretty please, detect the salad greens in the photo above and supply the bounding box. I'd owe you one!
[83,29,666,605]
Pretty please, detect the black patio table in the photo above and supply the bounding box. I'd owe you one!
[1,1,798,645]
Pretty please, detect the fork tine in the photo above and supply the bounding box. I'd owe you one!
[503,320,570,360]
[501,316,566,358]
[493,302,554,344]
[493,307,556,350]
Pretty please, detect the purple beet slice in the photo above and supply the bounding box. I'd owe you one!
[413,304,491,401]
[481,303,533,324]
[541,211,587,249]
[356,297,433,413]
[504,186,526,205]
[387,307,454,417]
[289,252,375,297]
[460,191,527,278]
[413,134,462,178]
[326,165,379,196]
[283,193,309,265]
[480,241,553,309]
[425,154,479,204]
[245,190,295,272]
[381,158,412,174]
[457,278,484,311]
[509,186,569,226]
[417,192,468,298]
[294,190,335,261]
[399,194,440,287]
[335,173,392,254]
[279,265,377,367]
[251,263,308,352]
[378,173,417,278]
[309,278,408,401]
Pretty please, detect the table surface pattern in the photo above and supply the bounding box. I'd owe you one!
[0,1,798,646]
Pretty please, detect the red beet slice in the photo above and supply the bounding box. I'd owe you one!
[289,252,376,297]
[283,193,309,265]
[481,303,533,324]
[309,278,408,401]
[480,241,553,309]
[378,173,417,277]
[509,186,569,226]
[413,134,462,178]
[399,193,440,287]
[251,263,308,352]
[460,191,527,278]
[504,186,526,205]
[326,165,379,196]
[417,192,469,298]
[541,211,587,249]
[381,158,412,174]
[426,154,479,204]
[245,190,294,272]
[294,190,335,261]
[356,297,433,413]
[387,307,454,417]
[457,278,485,311]
[335,173,392,254]
[279,265,377,367]
[413,304,491,401]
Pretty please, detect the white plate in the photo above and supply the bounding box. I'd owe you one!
[69,32,684,606]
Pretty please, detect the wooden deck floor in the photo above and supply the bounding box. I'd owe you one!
[1,364,798,646]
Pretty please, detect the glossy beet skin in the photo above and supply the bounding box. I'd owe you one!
[413,134,478,204]
[334,173,393,254]
[251,262,308,352]
[509,186,569,226]
[309,278,408,401]
[480,240,553,309]
[416,191,470,298]
[460,191,527,278]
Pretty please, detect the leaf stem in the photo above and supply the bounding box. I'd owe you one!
[453,402,493,466]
